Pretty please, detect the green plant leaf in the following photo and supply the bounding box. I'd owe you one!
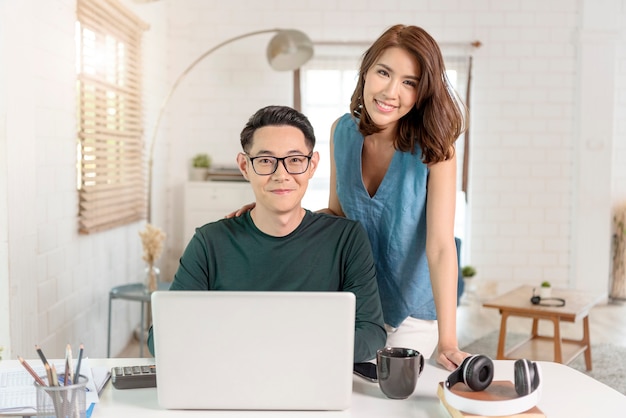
[461,266,476,277]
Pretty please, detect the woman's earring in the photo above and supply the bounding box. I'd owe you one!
[353,96,363,117]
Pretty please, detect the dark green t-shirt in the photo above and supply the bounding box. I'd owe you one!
[148,210,386,362]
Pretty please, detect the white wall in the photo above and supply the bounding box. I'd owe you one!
[157,0,626,296]
[1,0,625,359]
[0,0,10,358]
[0,0,168,359]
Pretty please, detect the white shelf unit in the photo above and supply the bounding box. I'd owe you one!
[183,181,255,244]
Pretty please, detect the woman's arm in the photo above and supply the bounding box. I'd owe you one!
[425,152,469,370]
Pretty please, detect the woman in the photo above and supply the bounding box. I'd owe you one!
[327,24,468,371]
[230,24,468,371]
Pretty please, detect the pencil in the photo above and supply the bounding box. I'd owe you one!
[35,344,49,367]
[50,363,59,387]
[44,363,54,386]
[64,344,70,386]
[66,343,74,385]
[18,356,47,386]
[73,343,84,384]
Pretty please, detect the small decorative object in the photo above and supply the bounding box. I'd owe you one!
[190,153,212,181]
[540,281,552,298]
[611,202,626,299]
[461,265,476,278]
[139,223,166,293]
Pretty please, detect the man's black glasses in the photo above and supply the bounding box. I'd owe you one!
[245,153,313,175]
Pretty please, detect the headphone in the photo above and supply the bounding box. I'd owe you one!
[443,355,542,416]
[530,288,566,307]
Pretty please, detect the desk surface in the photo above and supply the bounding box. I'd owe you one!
[482,285,604,321]
[77,357,626,417]
[2,357,623,417]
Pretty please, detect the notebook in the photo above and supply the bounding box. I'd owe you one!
[150,291,356,411]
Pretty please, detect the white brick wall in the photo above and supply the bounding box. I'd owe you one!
[160,0,622,294]
[0,0,168,359]
[615,24,626,200]
[1,0,625,358]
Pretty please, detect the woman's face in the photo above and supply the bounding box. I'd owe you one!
[362,47,420,131]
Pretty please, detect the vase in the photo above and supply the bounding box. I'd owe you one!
[539,286,551,299]
[145,264,160,293]
[190,167,208,181]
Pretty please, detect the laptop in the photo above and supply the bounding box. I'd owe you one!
[150,291,356,411]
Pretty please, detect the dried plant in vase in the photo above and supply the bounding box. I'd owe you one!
[612,203,626,299]
[139,223,166,293]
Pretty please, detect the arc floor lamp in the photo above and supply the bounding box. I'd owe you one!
[146,28,314,223]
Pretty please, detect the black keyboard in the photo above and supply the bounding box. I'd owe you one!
[111,365,156,389]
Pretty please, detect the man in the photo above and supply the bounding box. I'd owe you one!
[147,105,386,362]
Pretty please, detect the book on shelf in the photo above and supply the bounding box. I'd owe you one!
[207,165,246,181]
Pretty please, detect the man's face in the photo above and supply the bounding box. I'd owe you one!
[237,125,319,216]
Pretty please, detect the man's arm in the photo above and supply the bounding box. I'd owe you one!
[147,233,210,356]
[341,222,387,362]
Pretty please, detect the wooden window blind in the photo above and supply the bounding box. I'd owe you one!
[76,0,149,234]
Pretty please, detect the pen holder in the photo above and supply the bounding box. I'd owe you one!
[35,375,88,418]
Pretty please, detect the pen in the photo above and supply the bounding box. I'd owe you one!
[73,343,84,384]
[18,356,47,386]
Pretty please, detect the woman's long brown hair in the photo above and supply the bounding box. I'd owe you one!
[350,24,467,164]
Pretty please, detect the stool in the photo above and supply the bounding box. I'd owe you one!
[482,285,603,370]
[107,282,169,357]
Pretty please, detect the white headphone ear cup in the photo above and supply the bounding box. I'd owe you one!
[514,359,536,395]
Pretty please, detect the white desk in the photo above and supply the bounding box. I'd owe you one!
[3,358,624,417]
[95,358,624,417]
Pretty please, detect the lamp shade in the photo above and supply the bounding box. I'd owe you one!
[267,29,314,71]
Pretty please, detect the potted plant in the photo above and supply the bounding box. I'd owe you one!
[461,265,476,279]
[190,153,212,181]
[540,281,552,298]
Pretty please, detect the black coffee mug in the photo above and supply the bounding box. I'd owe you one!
[376,347,424,399]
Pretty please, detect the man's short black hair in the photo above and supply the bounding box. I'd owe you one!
[240,105,316,152]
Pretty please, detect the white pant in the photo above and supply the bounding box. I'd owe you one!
[384,317,438,359]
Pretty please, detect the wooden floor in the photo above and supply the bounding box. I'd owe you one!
[115,281,626,358]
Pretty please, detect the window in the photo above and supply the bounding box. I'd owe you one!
[76,0,149,233]
[301,46,361,211]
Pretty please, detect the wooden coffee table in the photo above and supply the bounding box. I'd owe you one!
[482,285,604,370]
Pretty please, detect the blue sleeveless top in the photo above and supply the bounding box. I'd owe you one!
[334,113,435,325]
